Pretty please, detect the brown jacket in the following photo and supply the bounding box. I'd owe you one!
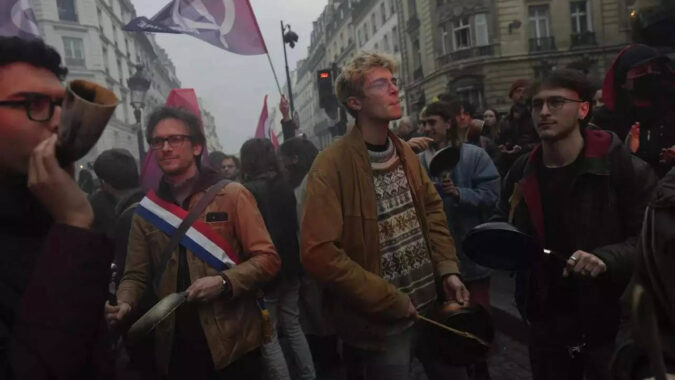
[117,175,280,371]
[300,126,460,350]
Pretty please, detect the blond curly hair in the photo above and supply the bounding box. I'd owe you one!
[335,51,398,118]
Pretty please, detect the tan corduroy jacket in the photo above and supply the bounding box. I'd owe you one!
[300,126,460,350]
[117,177,280,372]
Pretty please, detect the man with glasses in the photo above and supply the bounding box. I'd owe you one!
[0,36,114,378]
[105,106,280,379]
[494,69,656,380]
[301,51,468,379]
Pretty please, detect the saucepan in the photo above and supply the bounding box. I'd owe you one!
[56,80,118,166]
[462,222,570,271]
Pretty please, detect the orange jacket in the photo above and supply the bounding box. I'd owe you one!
[117,180,280,371]
[301,126,460,350]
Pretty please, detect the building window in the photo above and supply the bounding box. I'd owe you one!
[393,27,399,52]
[374,42,379,51]
[62,37,85,67]
[453,77,485,110]
[570,1,592,34]
[381,2,387,23]
[117,59,123,83]
[102,46,109,73]
[453,17,471,50]
[358,29,363,46]
[529,5,551,39]
[97,7,102,29]
[390,0,395,15]
[383,34,390,52]
[112,25,118,47]
[474,13,489,46]
[413,39,421,68]
[57,0,78,22]
[364,23,369,40]
[371,13,377,34]
[408,0,416,15]
[441,23,450,54]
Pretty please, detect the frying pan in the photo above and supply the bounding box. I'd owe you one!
[462,222,570,271]
[126,291,188,345]
[429,145,461,178]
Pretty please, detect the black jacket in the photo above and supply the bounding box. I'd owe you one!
[244,173,301,281]
[632,168,675,369]
[495,129,657,344]
[0,177,114,379]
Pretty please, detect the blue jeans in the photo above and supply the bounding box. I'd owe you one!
[343,324,468,380]
[261,277,316,380]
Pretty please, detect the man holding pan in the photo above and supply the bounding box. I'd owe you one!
[301,52,469,380]
[495,69,656,380]
[104,106,280,379]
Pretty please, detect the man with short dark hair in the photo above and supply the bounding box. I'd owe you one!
[221,154,240,181]
[0,36,113,379]
[495,69,656,379]
[105,106,280,379]
[90,148,139,238]
[496,79,539,176]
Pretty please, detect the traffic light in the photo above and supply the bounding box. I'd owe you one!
[317,69,338,119]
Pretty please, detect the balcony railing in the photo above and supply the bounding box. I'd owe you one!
[571,32,596,47]
[65,57,85,68]
[529,36,556,52]
[437,45,495,66]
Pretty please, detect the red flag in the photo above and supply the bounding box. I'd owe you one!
[123,0,267,56]
[255,95,278,148]
[140,88,211,191]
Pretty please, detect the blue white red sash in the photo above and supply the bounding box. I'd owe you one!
[135,190,241,270]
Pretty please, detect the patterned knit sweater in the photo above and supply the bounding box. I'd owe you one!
[368,139,437,311]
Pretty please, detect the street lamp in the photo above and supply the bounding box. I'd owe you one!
[281,20,298,119]
[127,65,151,162]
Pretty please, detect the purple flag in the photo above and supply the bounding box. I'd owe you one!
[123,0,267,56]
[0,0,40,39]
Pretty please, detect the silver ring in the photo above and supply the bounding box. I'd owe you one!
[569,256,578,262]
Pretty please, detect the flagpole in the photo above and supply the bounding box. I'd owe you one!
[265,52,283,96]
[244,0,283,97]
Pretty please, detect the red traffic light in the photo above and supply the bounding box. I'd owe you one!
[319,72,330,79]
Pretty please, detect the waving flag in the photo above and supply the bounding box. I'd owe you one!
[123,0,267,55]
[255,95,279,148]
[0,0,40,39]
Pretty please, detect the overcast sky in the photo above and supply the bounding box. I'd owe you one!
[130,0,327,154]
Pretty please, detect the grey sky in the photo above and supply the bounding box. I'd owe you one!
[130,0,326,154]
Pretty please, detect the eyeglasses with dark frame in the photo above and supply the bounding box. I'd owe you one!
[0,93,63,122]
[531,96,586,113]
[365,77,399,93]
[148,134,193,150]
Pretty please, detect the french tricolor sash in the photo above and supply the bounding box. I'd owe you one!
[135,190,241,270]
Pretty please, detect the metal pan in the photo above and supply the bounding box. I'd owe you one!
[429,145,461,178]
[462,222,569,271]
[126,291,188,345]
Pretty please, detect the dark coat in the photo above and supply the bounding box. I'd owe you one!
[632,167,675,369]
[244,173,301,281]
[495,129,657,345]
[0,177,114,379]
[495,105,540,175]
[89,189,118,239]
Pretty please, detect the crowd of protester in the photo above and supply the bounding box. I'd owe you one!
[1,34,674,380]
